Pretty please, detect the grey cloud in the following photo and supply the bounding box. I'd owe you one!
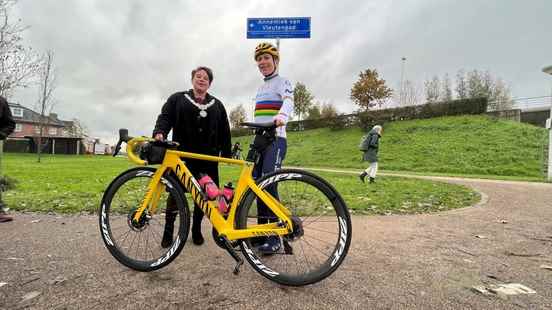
[9,0,552,144]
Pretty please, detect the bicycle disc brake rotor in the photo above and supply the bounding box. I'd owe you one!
[127,207,149,231]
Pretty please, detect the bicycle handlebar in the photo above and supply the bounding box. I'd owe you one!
[112,128,179,165]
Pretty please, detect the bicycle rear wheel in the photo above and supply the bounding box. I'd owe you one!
[235,169,352,286]
[99,167,189,271]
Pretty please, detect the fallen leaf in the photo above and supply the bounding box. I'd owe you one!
[471,283,536,296]
[21,291,41,302]
[48,276,67,285]
[475,235,487,239]
[30,219,41,223]
[0,282,7,287]
[540,265,552,271]
[490,283,536,295]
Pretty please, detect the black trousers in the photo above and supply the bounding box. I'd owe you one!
[166,159,219,231]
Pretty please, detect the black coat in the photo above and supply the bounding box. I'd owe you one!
[153,90,232,182]
[362,129,380,163]
[0,96,15,140]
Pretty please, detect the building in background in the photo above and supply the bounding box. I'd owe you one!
[6,102,85,154]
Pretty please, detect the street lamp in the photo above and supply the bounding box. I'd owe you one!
[542,65,552,181]
[399,57,406,106]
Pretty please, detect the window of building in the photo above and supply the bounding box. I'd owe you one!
[35,126,41,134]
[49,127,57,136]
[11,107,23,117]
[15,123,22,132]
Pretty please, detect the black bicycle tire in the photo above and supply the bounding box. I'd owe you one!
[235,168,352,286]
[99,167,190,271]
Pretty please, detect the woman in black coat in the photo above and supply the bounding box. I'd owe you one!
[153,66,232,246]
[359,125,382,183]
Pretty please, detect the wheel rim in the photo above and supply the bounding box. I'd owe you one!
[238,171,350,284]
[103,171,185,266]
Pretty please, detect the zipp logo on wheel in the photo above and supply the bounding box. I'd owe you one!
[331,217,348,267]
[259,173,302,189]
[101,205,114,246]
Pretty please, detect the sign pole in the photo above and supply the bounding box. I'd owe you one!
[276,38,280,51]
[543,65,552,181]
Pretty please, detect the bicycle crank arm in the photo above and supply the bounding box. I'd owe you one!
[220,236,244,275]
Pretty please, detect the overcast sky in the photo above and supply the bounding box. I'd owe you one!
[10,0,552,144]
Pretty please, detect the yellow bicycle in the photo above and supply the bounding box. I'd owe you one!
[99,123,351,286]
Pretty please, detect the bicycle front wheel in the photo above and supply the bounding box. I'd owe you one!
[235,169,352,286]
[99,167,190,271]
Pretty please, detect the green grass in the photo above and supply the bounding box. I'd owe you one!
[2,153,478,214]
[233,115,548,180]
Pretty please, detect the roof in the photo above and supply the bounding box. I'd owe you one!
[8,102,66,126]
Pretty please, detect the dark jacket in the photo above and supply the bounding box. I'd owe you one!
[153,90,232,158]
[0,96,16,140]
[152,90,232,183]
[362,128,380,163]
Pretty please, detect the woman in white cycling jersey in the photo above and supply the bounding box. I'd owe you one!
[251,42,294,254]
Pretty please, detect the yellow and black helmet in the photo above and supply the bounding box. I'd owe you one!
[254,42,279,60]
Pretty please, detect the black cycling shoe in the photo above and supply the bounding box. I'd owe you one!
[257,236,281,255]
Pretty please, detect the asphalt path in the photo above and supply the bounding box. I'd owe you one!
[1,170,551,309]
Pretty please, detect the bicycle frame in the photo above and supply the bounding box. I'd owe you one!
[126,138,293,241]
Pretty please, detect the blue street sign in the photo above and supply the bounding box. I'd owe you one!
[247,17,311,39]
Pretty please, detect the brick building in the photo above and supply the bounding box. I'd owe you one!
[6,103,85,154]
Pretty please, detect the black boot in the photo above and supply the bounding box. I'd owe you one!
[359,172,367,183]
[161,200,177,248]
[369,177,375,183]
[191,205,204,245]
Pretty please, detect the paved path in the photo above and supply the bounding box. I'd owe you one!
[1,172,552,309]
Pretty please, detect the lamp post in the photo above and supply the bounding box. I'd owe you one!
[399,57,406,105]
[542,65,552,181]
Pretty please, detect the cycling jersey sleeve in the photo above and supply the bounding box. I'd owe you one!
[275,79,294,124]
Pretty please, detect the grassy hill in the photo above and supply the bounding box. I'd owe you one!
[234,115,548,180]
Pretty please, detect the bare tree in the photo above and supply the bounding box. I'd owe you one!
[0,0,40,98]
[228,104,246,129]
[490,78,513,111]
[402,80,422,106]
[66,117,87,138]
[467,70,488,99]
[442,74,453,101]
[464,69,512,110]
[455,70,467,99]
[424,76,441,103]
[320,101,338,119]
[36,50,57,163]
